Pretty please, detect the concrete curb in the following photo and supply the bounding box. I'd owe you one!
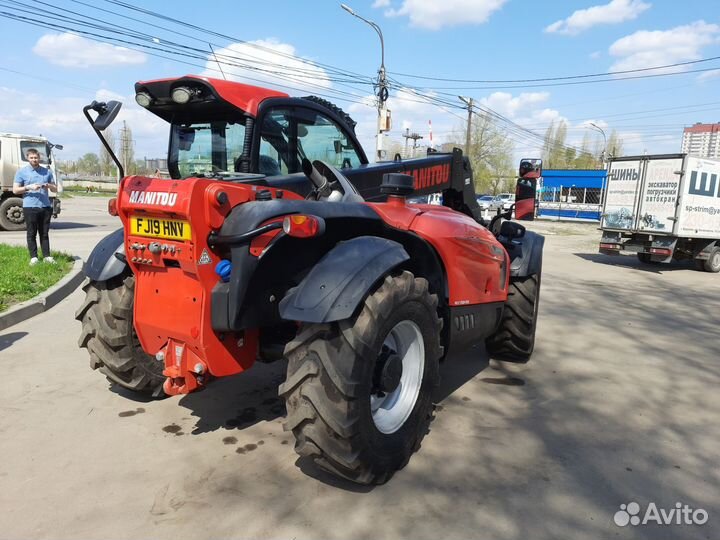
[0,258,85,332]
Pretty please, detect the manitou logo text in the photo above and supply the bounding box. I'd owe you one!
[129,191,178,206]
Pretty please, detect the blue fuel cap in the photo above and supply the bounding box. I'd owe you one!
[215,259,232,282]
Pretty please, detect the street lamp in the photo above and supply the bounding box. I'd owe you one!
[341,3,389,161]
[588,122,608,209]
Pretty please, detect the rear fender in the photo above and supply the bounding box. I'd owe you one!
[506,230,544,277]
[84,228,128,281]
[279,236,409,323]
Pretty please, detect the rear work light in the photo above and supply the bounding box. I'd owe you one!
[282,215,325,238]
[108,197,118,216]
[599,243,620,250]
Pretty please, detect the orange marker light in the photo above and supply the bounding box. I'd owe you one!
[282,214,324,238]
[108,197,118,216]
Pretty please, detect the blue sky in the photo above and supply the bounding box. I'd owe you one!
[1,0,719,163]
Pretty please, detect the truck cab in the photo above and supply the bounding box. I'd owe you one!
[0,133,62,230]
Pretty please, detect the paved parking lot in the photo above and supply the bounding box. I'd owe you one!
[0,198,718,539]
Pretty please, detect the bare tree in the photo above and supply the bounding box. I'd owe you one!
[99,128,116,177]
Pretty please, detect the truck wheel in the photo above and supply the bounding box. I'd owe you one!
[75,274,165,397]
[0,197,25,231]
[637,253,659,264]
[701,247,720,273]
[486,273,541,362]
[279,271,442,485]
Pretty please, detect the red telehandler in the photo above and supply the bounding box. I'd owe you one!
[77,75,544,484]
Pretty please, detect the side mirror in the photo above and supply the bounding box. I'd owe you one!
[87,100,122,131]
[500,220,525,240]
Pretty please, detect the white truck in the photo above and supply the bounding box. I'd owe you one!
[599,153,720,272]
[0,133,63,230]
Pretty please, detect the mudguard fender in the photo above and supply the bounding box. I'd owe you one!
[279,236,409,323]
[84,228,128,281]
[508,230,544,277]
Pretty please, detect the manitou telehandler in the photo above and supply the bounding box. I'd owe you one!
[76,75,544,484]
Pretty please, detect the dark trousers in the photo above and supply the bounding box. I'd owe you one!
[24,207,52,259]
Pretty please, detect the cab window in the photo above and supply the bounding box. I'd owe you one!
[20,142,49,163]
[258,107,362,174]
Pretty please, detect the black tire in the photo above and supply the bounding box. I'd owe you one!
[75,274,165,397]
[700,247,720,273]
[486,273,541,362]
[279,271,442,485]
[637,253,659,264]
[0,197,25,231]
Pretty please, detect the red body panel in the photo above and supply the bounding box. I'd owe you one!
[369,197,509,306]
[118,181,507,395]
[136,75,289,117]
[116,176,302,394]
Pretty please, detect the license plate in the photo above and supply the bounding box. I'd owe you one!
[130,216,192,241]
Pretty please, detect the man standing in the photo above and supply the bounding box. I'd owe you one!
[13,148,57,265]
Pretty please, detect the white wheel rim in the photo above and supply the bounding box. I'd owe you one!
[370,320,425,434]
[712,251,720,270]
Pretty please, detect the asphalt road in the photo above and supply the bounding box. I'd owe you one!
[0,198,718,540]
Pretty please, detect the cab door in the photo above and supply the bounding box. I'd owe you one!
[635,156,684,234]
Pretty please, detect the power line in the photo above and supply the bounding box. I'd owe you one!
[388,55,720,84]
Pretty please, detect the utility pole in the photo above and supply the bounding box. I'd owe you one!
[459,96,474,157]
[341,4,388,162]
[403,128,423,157]
[118,121,134,180]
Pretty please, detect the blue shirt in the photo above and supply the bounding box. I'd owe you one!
[15,165,55,208]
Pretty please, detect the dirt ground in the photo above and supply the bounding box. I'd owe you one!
[0,200,718,540]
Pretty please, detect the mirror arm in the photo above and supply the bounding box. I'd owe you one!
[83,102,124,179]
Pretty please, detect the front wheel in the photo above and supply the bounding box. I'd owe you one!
[279,271,442,485]
[486,273,541,362]
[0,197,25,231]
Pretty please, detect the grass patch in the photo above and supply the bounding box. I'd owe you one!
[0,244,74,312]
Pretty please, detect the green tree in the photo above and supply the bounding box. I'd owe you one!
[449,112,515,194]
[77,152,101,175]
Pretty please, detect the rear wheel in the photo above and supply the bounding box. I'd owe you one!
[279,271,442,484]
[699,247,720,273]
[75,274,165,397]
[486,273,541,362]
[0,197,25,231]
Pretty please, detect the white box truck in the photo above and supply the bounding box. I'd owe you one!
[0,133,63,230]
[599,153,720,273]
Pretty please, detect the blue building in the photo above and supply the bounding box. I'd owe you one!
[537,169,607,221]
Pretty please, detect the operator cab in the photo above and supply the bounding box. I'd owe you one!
[134,75,367,181]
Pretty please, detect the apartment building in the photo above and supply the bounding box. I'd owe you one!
[681,123,720,158]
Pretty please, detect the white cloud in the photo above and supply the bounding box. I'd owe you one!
[384,0,507,30]
[608,20,720,72]
[202,39,332,95]
[32,33,147,68]
[698,69,720,81]
[372,0,391,7]
[479,92,550,118]
[0,86,167,160]
[545,0,651,35]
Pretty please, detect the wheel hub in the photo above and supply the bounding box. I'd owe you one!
[375,347,403,395]
[8,206,23,223]
[370,321,425,434]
